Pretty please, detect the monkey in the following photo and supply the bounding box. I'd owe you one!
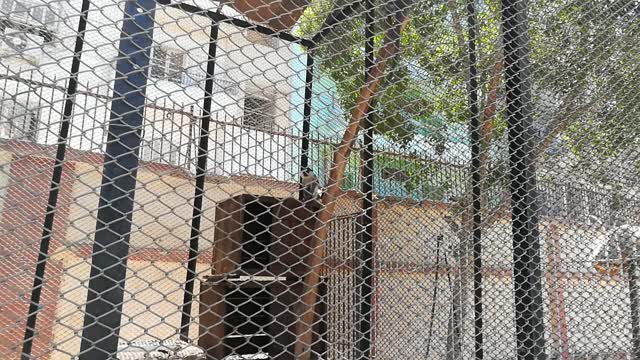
[300,167,320,203]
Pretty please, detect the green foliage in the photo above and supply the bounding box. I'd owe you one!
[299,0,640,196]
[314,143,361,189]
[298,0,498,196]
[376,153,464,199]
[530,0,639,162]
[297,0,491,143]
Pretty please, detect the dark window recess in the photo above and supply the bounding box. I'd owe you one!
[224,287,273,356]
[0,98,39,141]
[150,46,185,83]
[243,95,275,131]
[241,201,273,270]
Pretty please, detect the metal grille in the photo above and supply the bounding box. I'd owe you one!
[0,0,638,359]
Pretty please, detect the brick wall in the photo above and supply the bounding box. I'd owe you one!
[0,151,75,359]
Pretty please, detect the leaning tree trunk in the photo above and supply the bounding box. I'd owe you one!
[292,10,411,360]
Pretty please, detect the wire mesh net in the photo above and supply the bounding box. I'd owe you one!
[0,0,638,359]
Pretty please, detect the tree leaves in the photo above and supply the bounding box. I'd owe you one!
[299,0,639,192]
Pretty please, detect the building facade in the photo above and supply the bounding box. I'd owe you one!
[0,0,308,181]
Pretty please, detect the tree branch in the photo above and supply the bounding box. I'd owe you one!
[312,0,362,43]
[449,49,503,227]
[480,50,503,137]
[533,82,599,160]
[293,7,411,359]
[447,0,469,83]
[533,82,596,161]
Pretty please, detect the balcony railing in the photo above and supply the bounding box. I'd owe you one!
[1,72,639,221]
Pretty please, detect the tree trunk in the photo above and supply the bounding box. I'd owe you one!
[293,10,410,360]
[533,81,593,161]
[447,0,470,84]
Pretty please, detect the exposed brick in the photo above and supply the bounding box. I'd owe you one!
[0,153,76,360]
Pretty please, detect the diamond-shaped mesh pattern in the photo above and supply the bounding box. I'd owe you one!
[0,0,638,359]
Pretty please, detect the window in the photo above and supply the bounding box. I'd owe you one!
[0,0,57,29]
[246,31,279,49]
[243,95,275,131]
[140,137,180,166]
[0,98,39,141]
[150,46,185,83]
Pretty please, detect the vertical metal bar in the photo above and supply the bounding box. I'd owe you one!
[20,1,90,358]
[626,258,640,359]
[466,0,483,359]
[425,234,443,359]
[80,79,91,149]
[357,0,375,357]
[21,4,89,360]
[501,0,546,358]
[179,20,219,340]
[299,52,314,198]
[78,1,156,358]
[25,71,34,140]
[11,74,19,138]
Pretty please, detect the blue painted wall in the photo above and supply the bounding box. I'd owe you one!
[289,45,469,201]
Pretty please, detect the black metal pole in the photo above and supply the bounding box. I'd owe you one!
[501,0,546,358]
[357,0,375,357]
[299,52,314,198]
[179,21,219,341]
[78,1,156,358]
[20,1,90,358]
[466,0,483,358]
[626,258,640,359]
[311,1,361,44]
[425,234,443,359]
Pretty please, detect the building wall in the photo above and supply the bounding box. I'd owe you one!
[49,255,216,359]
[0,148,76,359]
[563,277,631,355]
[0,140,635,359]
[0,0,306,182]
[373,202,634,360]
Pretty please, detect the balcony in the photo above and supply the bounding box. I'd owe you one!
[0,72,300,183]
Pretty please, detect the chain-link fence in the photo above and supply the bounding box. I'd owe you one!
[0,0,638,359]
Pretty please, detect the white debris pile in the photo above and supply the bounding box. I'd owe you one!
[222,352,270,360]
[116,339,205,360]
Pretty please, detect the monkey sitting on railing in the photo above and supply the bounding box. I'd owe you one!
[300,167,322,203]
